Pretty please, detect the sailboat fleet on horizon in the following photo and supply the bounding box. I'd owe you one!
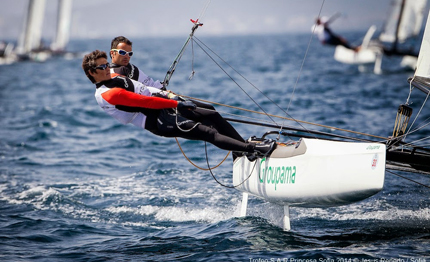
[0,0,73,65]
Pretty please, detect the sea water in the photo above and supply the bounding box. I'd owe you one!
[1,33,429,261]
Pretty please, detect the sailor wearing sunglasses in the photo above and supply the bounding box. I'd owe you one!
[82,50,276,157]
[107,36,250,144]
[109,36,163,89]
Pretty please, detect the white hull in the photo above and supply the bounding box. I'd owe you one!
[233,138,386,208]
[334,25,379,65]
[334,45,378,65]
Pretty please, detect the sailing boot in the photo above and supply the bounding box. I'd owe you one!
[253,139,277,158]
[232,150,258,162]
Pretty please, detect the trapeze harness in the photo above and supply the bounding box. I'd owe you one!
[110,63,163,89]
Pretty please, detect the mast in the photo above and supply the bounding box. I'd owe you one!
[17,0,47,55]
[392,0,406,52]
[51,0,73,52]
[162,20,202,90]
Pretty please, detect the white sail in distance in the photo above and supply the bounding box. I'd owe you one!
[379,0,427,43]
[411,11,430,94]
[51,0,73,52]
[17,0,47,54]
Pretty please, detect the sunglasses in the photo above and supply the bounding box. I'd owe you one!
[112,49,133,57]
[93,63,110,70]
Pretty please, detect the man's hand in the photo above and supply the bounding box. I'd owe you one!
[177,101,196,114]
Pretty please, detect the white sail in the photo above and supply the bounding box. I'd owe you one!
[51,0,73,52]
[415,12,430,78]
[410,11,430,95]
[379,0,427,43]
[17,0,47,54]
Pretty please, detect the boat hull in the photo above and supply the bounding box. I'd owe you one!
[334,45,378,64]
[233,138,386,208]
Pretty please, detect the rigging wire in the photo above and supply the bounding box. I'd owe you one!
[188,0,328,141]
[178,94,389,141]
[386,169,430,189]
[398,64,430,149]
[192,36,319,139]
[164,1,430,191]
[404,88,430,142]
[286,0,325,114]
[197,0,211,21]
[277,0,326,139]
[399,120,430,147]
[204,142,257,189]
[191,37,279,127]
[162,0,255,189]
[161,0,210,89]
[405,75,415,105]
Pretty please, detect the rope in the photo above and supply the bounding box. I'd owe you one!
[386,169,430,189]
[178,94,388,140]
[174,108,200,132]
[191,37,279,127]
[192,37,316,137]
[286,0,325,114]
[175,137,255,189]
[405,89,430,142]
[204,141,258,189]
[196,0,211,21]
[175,137,230,171]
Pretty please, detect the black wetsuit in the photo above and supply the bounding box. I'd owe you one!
[96,75,254,153]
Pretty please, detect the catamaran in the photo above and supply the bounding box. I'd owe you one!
[334,0,427,74]
[161,2,430,231]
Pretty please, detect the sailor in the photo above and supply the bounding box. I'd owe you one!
[312,16,359,51]
[109,36,163,88]
[108,36,249,144]
[108,36,259,152]
[82,50,276,157]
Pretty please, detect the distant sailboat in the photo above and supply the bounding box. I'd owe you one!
[0,41,17,65]
[334,0,427,74]
[12,0,74,62]
[51,0,73,54]
[16,0,51,62]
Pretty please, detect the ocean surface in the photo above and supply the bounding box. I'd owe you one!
[1,32,430,261]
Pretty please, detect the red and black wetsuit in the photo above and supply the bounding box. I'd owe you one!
[94,75,253,153]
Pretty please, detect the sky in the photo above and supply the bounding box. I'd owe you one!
[0,0,427,41]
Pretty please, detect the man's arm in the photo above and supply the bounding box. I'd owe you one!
[101,88,178,109]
